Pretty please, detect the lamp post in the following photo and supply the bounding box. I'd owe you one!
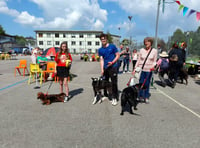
[186,32,190,58]
[128,16,132,48]
[155,0,161,49]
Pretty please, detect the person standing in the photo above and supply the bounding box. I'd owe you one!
[98,33,120,106]
[122,46,131,73]
[132,37,157,103]
[117,44,124,73]
[31,47,39,64]
[168,42,184,88]
[131,49,138,71]
[55,41,72,102]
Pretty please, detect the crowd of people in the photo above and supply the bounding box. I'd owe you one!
[29,33,188,106]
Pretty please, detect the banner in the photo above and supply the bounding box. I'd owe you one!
[175,0,200,21]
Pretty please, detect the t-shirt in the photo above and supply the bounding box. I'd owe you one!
[37,56,48,64]
[98,44,118,69]
[55,53,72,67]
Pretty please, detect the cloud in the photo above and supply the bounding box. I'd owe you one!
[1,0,108,30]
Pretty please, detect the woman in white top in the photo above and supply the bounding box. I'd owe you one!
[132,49,138,71]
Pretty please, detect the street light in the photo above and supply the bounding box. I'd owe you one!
[155,0,161,49]
[128,16,132,48]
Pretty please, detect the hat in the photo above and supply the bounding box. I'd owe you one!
[159,51,168,57]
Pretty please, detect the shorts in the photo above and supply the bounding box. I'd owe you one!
[56,66,69,78]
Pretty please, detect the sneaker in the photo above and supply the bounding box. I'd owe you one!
[64,96,69,102]
[123,71,125,74]
[112,99,118,106]
[145,98,149,104]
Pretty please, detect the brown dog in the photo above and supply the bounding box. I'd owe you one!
[37,92,66,105]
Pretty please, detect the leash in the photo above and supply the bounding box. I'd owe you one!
[141,69,154,89]
[45,80,54,95]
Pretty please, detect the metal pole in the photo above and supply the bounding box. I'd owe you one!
[155,0,161,48]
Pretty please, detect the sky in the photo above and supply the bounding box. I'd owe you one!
[0,0,199,43]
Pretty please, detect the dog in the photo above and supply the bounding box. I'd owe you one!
[120,83,146,116]
[37,92,66,105]
[91,77,112,104]
[178,68,188,85]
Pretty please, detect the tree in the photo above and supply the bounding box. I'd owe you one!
[0,25,6,35]
[15,35,26,46]
[107,32,113,43]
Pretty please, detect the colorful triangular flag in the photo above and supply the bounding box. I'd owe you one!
[183,7,189,16]
[175,1,181,5]
[187,9,196,17]
[178,4,184,12]
[196,12,200,21]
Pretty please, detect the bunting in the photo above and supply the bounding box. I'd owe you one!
[175,0,200,21]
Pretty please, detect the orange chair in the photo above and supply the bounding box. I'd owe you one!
[15,59,29,77]
[43,61,56,82]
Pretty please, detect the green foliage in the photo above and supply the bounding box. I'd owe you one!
[121,38,130,46]
[15,35,26,46]
[167,27,200,56]
[107,32,113,43]
[0,25,6,35]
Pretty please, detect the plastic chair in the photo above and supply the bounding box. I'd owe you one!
[28,64,43,85]
[15,59,29,77]
[43,61,56,82]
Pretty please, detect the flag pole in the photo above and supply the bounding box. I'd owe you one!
[155,0,161,48]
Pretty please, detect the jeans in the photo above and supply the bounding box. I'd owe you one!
[103,67,118,100]
[139,71,152,99]
[123,58,130,72]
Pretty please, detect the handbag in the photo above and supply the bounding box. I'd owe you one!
[134,48,153,79]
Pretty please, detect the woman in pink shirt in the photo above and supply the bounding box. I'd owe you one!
[132,37,157,103]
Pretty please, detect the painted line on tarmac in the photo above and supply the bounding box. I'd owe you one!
[0,78,28,92]
[157,88,200,119]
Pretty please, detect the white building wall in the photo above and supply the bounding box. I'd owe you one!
[35,30,120,53]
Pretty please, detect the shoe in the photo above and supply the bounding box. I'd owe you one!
[139,97,145,102]
[127,71,131,73]
[123,71,125,73]
[64,96,69,102]
[145,98,149,104]
[112,99,118,106]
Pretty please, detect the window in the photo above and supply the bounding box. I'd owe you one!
[47,41,51,45]
[79,34,83,38]
[79,41,82,46]
[71,41,76,45]
[55,33,59,38]
[38,33,43,37]
[71,34,76,38]
[63,34,66,38]
[39,41,43,45]
[87,41,92,46]
[46,33,51,38]
[87,34,92,38]
[96,34,100,38]
[55,41,60,45]
[95,41,100,46]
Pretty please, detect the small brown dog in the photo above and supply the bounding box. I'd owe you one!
[37,92,66,105]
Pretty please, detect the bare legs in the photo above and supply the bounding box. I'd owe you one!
[59,77,69,96]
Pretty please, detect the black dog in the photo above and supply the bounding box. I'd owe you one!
[178,68,188,85]
[120,83,146,116]
[91,77,112,104]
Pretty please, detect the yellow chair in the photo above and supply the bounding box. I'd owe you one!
[28,64,43,85]
[15,59,29,77]
[42,61,56,82]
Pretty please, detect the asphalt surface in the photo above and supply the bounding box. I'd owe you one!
[0,55,200,148]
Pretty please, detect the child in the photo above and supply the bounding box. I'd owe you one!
[155,51,169,87]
